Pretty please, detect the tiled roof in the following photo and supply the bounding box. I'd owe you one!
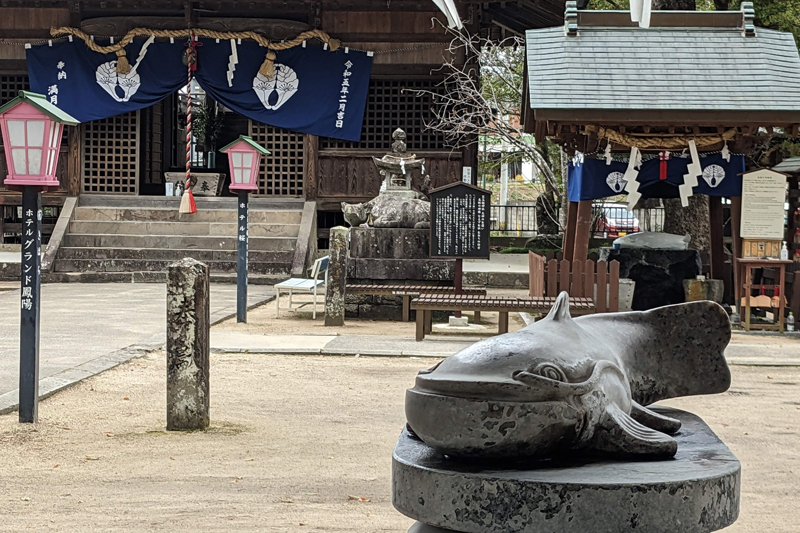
[526,26,800,112]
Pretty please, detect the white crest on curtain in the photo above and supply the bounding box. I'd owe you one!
[252,64,299,111]
[95,35,155,103]
[702,165,726,188]
[607,171,627,194]
[630,0,653,28]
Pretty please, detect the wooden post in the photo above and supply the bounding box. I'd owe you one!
[779,264,787,333]
[166,258,210,431]
[730,196,743,312]
[18,187,42,424]
[236,191,248,323]
[573,200,593,262]
[709,197,724,280]
[67,124,81,197]
[563,201,578,262]
[454,258,463,318]
[304,134,318,200]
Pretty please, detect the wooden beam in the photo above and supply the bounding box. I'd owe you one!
[562,201,578,263]
[574,200,593,262]
[67,124,82,197]
[709,196,724,280]
[730,196,742,311]
[304,134,318,200]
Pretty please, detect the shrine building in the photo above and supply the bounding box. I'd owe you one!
[0,0,570,281]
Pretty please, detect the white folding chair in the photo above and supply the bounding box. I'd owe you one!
[275,256,329,319]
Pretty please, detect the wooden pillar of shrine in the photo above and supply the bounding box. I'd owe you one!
[562,201,579,262]
[573,200,593,262]
[730,196,743,308]
[709,196,725,280]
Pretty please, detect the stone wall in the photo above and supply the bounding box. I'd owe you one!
[346,228,454,320]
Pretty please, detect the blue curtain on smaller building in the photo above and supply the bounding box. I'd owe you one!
[568,154,745,202]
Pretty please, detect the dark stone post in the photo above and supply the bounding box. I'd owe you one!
[166,258,210,431]
[325,226,348,326]
[18,186,42,424]
[237,190,249,323]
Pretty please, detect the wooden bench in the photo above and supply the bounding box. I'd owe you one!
[411,295,595,341]
[347,284,487,322]
[529,252,621,313]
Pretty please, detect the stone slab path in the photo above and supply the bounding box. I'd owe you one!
[0,283,275,413]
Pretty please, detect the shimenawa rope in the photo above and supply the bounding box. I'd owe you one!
[50,26,342,77]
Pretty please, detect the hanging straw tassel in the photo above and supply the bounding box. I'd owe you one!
[258,50,278,78]
[180,35,198,215]
[115,49,131,74]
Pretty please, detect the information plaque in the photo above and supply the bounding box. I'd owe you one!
[429,182,491,259]
[740,169,788,240]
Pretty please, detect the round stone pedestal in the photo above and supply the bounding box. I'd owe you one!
[393,408,739,533]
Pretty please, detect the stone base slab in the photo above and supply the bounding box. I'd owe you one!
[393,407,740,533]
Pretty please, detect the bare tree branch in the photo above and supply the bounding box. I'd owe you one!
[409,28,564,230]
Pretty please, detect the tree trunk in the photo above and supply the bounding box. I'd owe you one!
[662,197,710,252]
[652,0,709,252]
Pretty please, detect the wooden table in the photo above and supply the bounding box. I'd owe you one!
[411,295,595,341]
[736,257,792,332]
[347,284,487,322]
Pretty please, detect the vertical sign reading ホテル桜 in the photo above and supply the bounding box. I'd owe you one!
[740,169,788,240]
[429,183,491,259]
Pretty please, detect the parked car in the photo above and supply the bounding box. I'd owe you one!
[594,204,641,238]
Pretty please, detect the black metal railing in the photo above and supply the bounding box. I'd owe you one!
[490,204,538,234]
[592,202,665,238]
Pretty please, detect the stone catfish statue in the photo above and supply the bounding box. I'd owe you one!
[405,293,731,460]
[342,195,430,229]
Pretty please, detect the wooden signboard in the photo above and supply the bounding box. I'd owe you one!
[429,182,491,259]
[740,169,789,240]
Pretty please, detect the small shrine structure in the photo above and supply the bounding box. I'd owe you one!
[522,2,800,302]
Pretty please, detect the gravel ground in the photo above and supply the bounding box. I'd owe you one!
[0,352,797,532]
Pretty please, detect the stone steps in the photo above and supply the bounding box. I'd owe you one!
[43,271,285,284]
[53,258,291,275]
[68,220,299,237]
[61,234,296,251]
[72,206,303,224]
[52,195,306,281]
[78,194,304,210]
[57,247,292,263]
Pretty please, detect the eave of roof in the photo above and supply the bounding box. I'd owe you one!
[525,22,800,120]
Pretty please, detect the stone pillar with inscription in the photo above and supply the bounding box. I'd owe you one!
[325,226,348,326]
[166,258,210,431]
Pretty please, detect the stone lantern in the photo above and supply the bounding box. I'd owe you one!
[373,128,425,199]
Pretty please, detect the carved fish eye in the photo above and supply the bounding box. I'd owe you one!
[533,363,567,382]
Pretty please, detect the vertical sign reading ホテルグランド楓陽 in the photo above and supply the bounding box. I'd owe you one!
[429,182,491,259]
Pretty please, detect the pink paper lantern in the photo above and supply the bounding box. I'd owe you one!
[220,135,270,193]
[0,91,78,192]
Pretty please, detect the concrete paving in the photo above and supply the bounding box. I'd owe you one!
[464,253,528,273]
[209,329,800,365]
[0,283,275,413]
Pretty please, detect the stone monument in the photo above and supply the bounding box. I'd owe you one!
[393,293,740,532]
[341,129,455,320]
